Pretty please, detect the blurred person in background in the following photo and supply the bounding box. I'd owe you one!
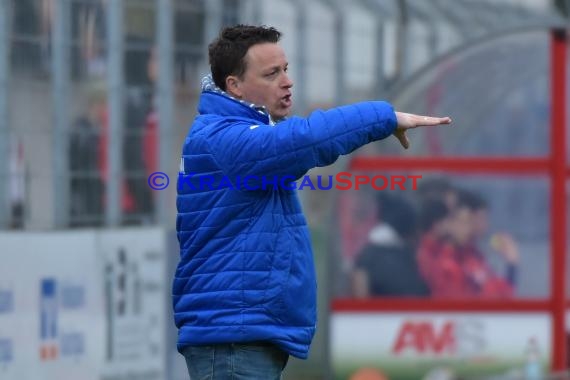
[174,24,452,379]
[461,190,519,293]
[93,40,156,225]
[418,190,517,298]
[123,38,156,223]
[351,193,429,297]
[69,81,106,227]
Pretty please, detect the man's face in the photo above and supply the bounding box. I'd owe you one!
[227,43,293,121]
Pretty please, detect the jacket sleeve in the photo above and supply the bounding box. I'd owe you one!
[210,101,397,180]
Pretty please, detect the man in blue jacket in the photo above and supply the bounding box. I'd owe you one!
[174,24,451,379]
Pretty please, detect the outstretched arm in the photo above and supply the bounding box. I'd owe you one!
[210,102,452,180]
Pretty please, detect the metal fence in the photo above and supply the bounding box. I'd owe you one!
[0,0,563,231]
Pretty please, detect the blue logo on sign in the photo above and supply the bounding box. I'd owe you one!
[40,278,58,360]
[38,279,87,360]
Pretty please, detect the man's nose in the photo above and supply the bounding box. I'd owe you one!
[282,73,293,89]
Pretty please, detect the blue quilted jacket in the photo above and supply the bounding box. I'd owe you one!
[174,80,397,359]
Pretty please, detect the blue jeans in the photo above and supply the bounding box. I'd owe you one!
[181,342,289,380]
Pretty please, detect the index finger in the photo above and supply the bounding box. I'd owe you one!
[421,116,452,126]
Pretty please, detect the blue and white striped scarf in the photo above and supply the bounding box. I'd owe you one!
[201,74,276,125]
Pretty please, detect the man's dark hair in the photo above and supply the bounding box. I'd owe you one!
[208,25,282,90]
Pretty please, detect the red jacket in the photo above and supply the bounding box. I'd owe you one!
[417,234,513,299]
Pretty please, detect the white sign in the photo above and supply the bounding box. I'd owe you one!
[0,231,103,380]
[0,228,167,380]
[332,312,551,379]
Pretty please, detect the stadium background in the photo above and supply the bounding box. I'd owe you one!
[1,0,570,379]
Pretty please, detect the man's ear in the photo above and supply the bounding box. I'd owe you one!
[225,76,242,98]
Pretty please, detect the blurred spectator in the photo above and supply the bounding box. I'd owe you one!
[470,192,519,285]
[458,190,519,291]
[69,81,106,226]
[417,190,517,298]
[72,39,158,226]
[123,38,156,223]
[351,193,429,298]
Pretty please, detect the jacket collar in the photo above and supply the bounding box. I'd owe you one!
[198,74,275,125]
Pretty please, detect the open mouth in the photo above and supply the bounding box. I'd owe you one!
[281,94,292,107]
